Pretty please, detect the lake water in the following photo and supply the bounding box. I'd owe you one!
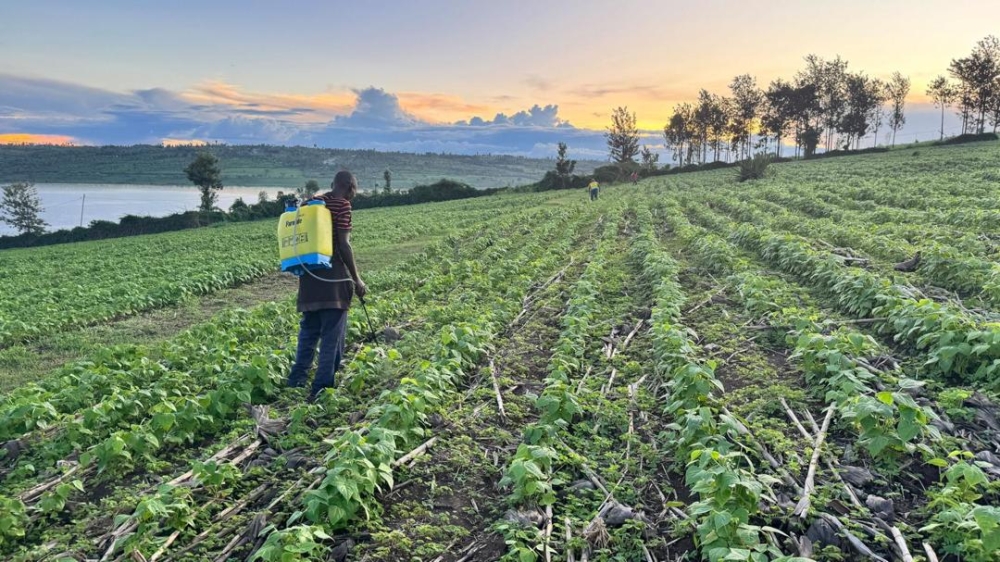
[0,184,293,236]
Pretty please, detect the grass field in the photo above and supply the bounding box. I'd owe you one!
[0,142,999,562]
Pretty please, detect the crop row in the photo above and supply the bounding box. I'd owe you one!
[754,144,1000,216]
[659,199,1000,560]
[1,203,579,558]
[630,205,802,562]
[752,184,996,259]
[74,205,578,560]
[678,200,1000,391]
[0,193,551,347]
[249,204,593,561]
[494,210,617,561]
[0,196,562,449]
[704,191,1000,308]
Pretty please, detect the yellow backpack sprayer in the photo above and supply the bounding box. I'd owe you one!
[277,199,379,342]
[278,199,333,274]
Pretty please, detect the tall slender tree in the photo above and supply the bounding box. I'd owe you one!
[554,142,577,189]
[838,73,864,149]
[886,72,910,147]
[664,104,694,165]
[798,55,849,152]
[708,95,732,161]
[640,145,659,171]
[694,90,714,163]
[762,79,796,157]
[184,152,223,212]
[297,179,320,200]
[606,106,640,168]
[0,182,47,235]
[926,75,956,140]
[949,36,1000,134]
[868,78,888,148]
[788,83,820,157]
[729,74,764,159]
[988,84,1000,133]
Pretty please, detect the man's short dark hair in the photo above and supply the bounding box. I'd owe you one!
[332,171,357,191]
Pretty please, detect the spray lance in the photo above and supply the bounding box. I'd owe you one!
[285,198,381,343]
[356,295,379,344]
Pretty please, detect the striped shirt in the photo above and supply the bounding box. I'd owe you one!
[318,194,352,232]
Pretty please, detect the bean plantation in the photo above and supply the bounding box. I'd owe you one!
[0,142,999,562]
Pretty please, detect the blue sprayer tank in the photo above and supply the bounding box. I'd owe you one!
[277,200,334,276]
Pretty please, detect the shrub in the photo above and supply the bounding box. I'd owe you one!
[939,132,1000,146]
[592,164,624,184]
[409,179,478,202]
[665,161,737,175]
[736,153,771,183]
[810,147,889,159]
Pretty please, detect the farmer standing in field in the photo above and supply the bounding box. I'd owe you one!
[588,179,600,201]
[287,170,367,402]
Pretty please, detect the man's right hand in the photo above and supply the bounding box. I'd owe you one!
[354,279,368,299]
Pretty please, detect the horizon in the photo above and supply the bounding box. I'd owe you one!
[2,1,998,158]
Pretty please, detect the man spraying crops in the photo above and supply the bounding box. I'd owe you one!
[287,170,367,401]
[588,179,600,201]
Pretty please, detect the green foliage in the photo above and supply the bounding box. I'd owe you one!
[184,152,224,212]
[0,182,47,235]
[629,207,782,560]
[5,145,1000,561]
[0,199,478,346]
[640,145,659,171]
[606,106,640,164]
[554,142,576,189]
[499,444,559,506]
[495,520,543,562]
[939,132,1000,145]
[250,525,332,562]
[687,448,783,562]
[297,179,321,200]
[736,153,771,183]
[37,479,84,514]
[0,496,27,546]
[800,126,821,157]
[921,453,1000,561]
[191,459,242,493]
[408,179,479,203]
[655,165,1000,560]
[302,428,397,529]
[937,388,974,422]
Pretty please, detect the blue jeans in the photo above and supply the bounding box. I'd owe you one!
[287,308,348,395]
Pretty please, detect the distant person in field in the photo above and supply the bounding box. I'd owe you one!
[630,171,638,185]
[287,170,367,402]
[589,179,600,201]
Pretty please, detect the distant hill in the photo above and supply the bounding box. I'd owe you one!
[0,144,602,189]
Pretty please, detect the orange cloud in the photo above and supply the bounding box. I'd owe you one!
[397,92,494,123]
[184,81,355,122]
[186,82,504,125]
[561,101,683,130]
[0,133,76,145]
[162,138,208,147]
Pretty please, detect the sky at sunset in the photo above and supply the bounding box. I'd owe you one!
[2,0,998,158]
